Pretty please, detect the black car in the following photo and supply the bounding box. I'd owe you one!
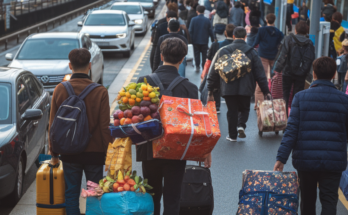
[127,0,156,18]
[0,68,50,205]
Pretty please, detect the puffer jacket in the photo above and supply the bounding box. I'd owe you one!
[276,80,348,172]
[207,39,270,97]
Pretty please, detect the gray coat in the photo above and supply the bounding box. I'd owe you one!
[207,39,270,97]
[228,7,244,26]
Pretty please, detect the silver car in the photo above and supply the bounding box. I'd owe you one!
[78,10,136,57]
[110,2,148,35]
[5,32,104,94]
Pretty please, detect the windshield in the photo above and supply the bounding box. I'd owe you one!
[0,83,11,124]
[111,5,142,14]
[84,14,126,26]
[127,0,153,3]
[17,39,79,60]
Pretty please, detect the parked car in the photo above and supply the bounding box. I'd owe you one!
[111,2,148,35]
[127,0,156,18]
[78,10,136,57]
[5,32,104,94]
[0,68,50,205]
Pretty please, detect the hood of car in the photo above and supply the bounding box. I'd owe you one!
[140,3,154,8]
[80,26,128,35]
[128,14,144,20]
[0,124,16,148]
[9,60,71,76]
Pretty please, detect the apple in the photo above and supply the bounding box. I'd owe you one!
[114,119,120,126]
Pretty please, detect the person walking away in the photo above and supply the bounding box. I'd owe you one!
[137,38,211,215]
[273,21,315,114]
[200,24,235,113]
[229,1,244,27]
[274,57,348,215]
[286,0,294,33]
[49,49,113,214]
[204,0,214,12]
[153,19,188,75]
[252,13,284,109]
[212,0,229,38]
[189,5,214,73]
[322,0,337,21]
[186,2,198,30]
[299,1,308,22]
[330,12,346,56]
[207,27,270,141]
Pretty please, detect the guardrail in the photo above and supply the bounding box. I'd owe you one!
[0,0,111,50]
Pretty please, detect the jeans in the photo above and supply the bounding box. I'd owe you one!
[63,162,103,215]
[298,171,342,215]
[224,95,251,139]
[282,75,306,115]
[193,44,208,69]
[142,159,186,215]
[254,57,274,109]
[178,57,187,77]
[338,72,347,92]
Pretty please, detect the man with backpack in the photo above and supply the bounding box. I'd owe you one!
[207,27,270,142]
[273,21,315,113]
[137,38,208,215]
[49,49,113,214]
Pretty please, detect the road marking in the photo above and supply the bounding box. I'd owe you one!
[339,189,348,210]
[139,64,144,67]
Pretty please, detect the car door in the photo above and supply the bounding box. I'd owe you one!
[21,74,47,172]
[126,14,132,45]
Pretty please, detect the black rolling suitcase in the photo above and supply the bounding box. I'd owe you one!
[179,164,214,215]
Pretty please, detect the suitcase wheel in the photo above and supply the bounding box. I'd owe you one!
[258,131,263,137]
[275,131,279,135]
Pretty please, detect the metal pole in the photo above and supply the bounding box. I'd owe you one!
[275,0,281,29]
[309,0,322,55]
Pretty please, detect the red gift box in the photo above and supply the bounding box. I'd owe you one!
[152,95,221,161]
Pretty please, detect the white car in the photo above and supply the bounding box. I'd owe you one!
[110,2,148,35]
[5,32,104,94]
[78,10,136,57]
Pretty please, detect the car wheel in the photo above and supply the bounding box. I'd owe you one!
[131,41,135,50]
[98,65,104,85]
[124,50,131,58]
[8,157,24,206]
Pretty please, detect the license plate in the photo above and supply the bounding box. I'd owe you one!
[96,42,109,46]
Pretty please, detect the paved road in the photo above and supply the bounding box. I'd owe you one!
[0,1,165,214]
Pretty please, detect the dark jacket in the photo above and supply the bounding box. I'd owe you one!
[186,10,197,30]
[276,80,348,172]
[136,65,199,161]
[229,6,244,26]
[207,39,270,97]
[189,14,214,45]
[151,17,166,44]
[207,38,234,61]
[338,54,348,74]
[49,74,113,165]
[204,0,214,12]
[153,33,188,71]
[247,27,258,47]
[216,0,229,18]
[273,34,314,77]
[252,26,284,60]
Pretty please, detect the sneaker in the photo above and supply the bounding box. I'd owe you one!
[195,68,200,73]
[216,108,220,114]
[238,127,246,138]
[226,135,237,142]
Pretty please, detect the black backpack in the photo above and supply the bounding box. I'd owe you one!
[148,73,188,98]
[289,34,315,77]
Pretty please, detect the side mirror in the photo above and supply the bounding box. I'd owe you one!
[129,21,135,27]
[77,21,83,27]
[144,11,149,15]
[5,53,13,61]
[21,109,43,121]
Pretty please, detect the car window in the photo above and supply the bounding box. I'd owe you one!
[111,5,142,14]
[0,83,11,124]
[84,14,126,26]
[23,74,42,104]
[17,39,79,60]
[17,79,31,116]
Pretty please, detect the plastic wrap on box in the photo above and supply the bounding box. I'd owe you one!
[110,119,163,145]
[257,99,287,132]
[104,138,132,175]
[340,170,348,201]
[152,95,221,161]
[86,192,154,215]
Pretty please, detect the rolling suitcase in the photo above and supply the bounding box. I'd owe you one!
[179,164,214,215]
[36,161,65,215]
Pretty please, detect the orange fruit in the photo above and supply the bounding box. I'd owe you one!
[124,118,132,124]
[120,118,126,125]
[122,97,129,104]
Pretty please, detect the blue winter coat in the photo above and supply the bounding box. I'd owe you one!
[276,80,348,172]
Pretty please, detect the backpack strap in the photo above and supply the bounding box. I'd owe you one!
[166,76,188,92]
[78,83,101,100]
[62,81,75,96]
[149,73,165,91]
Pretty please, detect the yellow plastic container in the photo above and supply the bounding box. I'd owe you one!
[36,161,65,215]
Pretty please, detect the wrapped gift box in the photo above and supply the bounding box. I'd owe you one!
[258,99,287,132]
[110,119,163,145]
[152,95,221,161]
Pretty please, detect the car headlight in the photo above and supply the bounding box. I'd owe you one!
[134,19,143,24]
[63,74,71,82]
[116,33,127,38]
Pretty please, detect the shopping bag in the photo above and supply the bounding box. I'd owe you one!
[186,44,194,61]
[269,72,283,99]
[86,192,154,215]
[257,99,287,132]
[104,138,132,176]
[153,95,221,161]
[201,59,212,80]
